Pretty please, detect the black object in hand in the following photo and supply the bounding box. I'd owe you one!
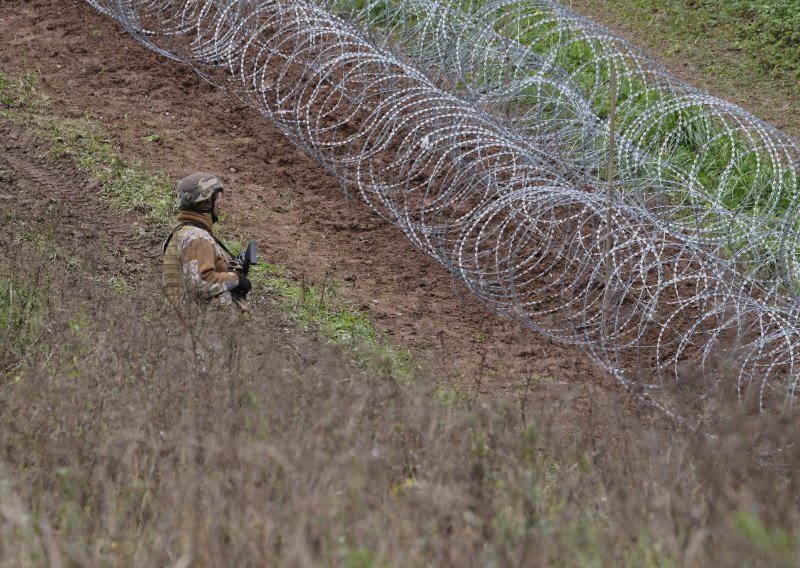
[233,273,252,295]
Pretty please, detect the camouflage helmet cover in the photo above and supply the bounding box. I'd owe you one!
[175,172,224,211]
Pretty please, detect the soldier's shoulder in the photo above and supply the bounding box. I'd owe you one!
[178,225,214,246]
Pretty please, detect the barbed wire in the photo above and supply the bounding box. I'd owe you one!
[83,0,800,419]
[335,0,800,286]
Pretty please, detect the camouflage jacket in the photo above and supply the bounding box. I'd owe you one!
[163,211,240,308]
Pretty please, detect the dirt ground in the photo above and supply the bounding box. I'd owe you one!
[0,1,673,423]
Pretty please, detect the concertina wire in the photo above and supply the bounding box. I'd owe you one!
[83,0,800,420]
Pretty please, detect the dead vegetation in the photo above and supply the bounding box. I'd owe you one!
[2,216,800,567]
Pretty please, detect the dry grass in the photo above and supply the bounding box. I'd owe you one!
[2,233,800,567]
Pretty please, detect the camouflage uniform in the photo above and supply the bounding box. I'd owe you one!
[163,173,244,309]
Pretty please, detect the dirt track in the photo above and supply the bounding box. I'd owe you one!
[0,1,658,420]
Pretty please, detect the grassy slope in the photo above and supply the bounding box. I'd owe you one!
[565,0,800,137]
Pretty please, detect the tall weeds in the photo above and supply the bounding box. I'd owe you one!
[2,230,800,566]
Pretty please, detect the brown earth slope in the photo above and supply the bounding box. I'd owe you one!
[1,1,679,422]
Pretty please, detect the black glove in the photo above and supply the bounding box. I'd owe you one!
[232,273,252,296]
[227,258,245,273]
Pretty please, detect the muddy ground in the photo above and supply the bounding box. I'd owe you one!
[0,1,679,424]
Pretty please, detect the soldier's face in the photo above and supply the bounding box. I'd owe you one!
[212,193,223,223]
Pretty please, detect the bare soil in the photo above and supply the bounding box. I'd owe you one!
[0,1,665,423]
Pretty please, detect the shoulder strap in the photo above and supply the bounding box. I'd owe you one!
[210,233,234,258]
[161,221,235,258]
[162,223,189,255]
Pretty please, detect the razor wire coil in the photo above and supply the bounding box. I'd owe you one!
[84,0,800,419]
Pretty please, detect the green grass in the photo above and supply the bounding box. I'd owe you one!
[567,1,800,119]
[251,262,415,379]
[576,0,800,79]
[733,509,795,559]
[728,1,800,78]
[45,118,173,219]
[0,69,47,109]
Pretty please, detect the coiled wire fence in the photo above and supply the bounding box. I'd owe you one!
[84,0,800,419]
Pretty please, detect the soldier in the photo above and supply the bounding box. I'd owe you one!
[162,172,252,309]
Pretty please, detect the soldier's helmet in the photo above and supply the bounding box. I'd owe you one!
[175,172,224,212]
